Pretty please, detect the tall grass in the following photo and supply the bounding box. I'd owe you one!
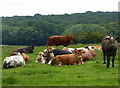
[2,44,119,86]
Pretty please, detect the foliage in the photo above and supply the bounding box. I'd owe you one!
[2,11,119,45]
[63,24,106,43]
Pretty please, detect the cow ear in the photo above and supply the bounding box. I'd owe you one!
[19,51,23,54]
[106,38,110,40]
[78,50,83,53]
[72,49,77,53]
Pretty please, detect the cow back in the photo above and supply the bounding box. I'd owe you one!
[47,36,74,47]
[52,49,72,56]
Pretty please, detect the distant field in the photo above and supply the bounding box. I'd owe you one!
[2,44,119,86]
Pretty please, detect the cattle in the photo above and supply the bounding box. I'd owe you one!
[91,46,102,50]
[62,46,93,53]
[15,45,35,53]
[21,53,29,61]
[101,36,118,67]
[43,46,56,54]
[89,50,97,57]
[49,49,72,56]
[117,43,120,46]
[35,52,46,64]
[81,50,97,62]
[51,49,84,66]
[47,36,75,47]
[3,52,25,68]
[11,51,29,61]
[43,49,72,64]
[35,46,56,64]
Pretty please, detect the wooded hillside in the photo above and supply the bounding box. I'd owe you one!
[2,11,119,45]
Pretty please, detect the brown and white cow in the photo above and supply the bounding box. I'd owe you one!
[91,46,102,50]
[62,46,94,53]
[43,49,72,64]
[11,51,29,61]
[51,49,84,66]
[47,35,75,47]
[3,52,25,68]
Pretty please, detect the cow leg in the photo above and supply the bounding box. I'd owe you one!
[103,52,106,64]
[72,62,77,65]
[112,55,115,67]
[58,62,62,66]
[106,56,110,67]
[48,60,52,65]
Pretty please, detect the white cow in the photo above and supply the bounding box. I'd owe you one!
[3,52,25,68]
[63,46,93,53]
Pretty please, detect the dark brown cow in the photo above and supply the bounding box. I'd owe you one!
[101,36,118,67]
[51,49,84,66]
[47,36,75,47]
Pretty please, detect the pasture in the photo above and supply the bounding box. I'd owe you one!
[2,44,119,86]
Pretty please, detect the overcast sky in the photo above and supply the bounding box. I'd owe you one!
[0,0,119,17]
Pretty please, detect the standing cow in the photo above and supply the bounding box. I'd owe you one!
[47,36,75,47]
[101,36,118,67]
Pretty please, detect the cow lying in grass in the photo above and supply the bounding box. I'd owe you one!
[42,49,72,64]
[11,51,29,61]
[3,52,25,68]
[35,52,46,63]
[37,45,97,64]
[35,46,56,63]
[51,49,84,66]
[81,50,97,62]
[91,46,102,50]
[62,46,94,53]
[14,45,35,53]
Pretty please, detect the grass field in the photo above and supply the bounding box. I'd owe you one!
[1,44,119,86]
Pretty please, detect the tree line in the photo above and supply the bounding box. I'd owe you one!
[2,11,119,45]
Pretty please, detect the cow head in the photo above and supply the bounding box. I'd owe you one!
[42,50,55,63]
[47,46,56,51]
[30,45,35,49]
[72,49,82,55]
[105,36,118,47]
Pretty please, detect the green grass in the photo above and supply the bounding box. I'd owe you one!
[2,44,119,86]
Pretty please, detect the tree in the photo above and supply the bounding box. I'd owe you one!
[63,24,106,44]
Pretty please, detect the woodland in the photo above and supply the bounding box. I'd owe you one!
[2,11,119,45]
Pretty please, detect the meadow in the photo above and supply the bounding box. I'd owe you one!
[1,44,119,86]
